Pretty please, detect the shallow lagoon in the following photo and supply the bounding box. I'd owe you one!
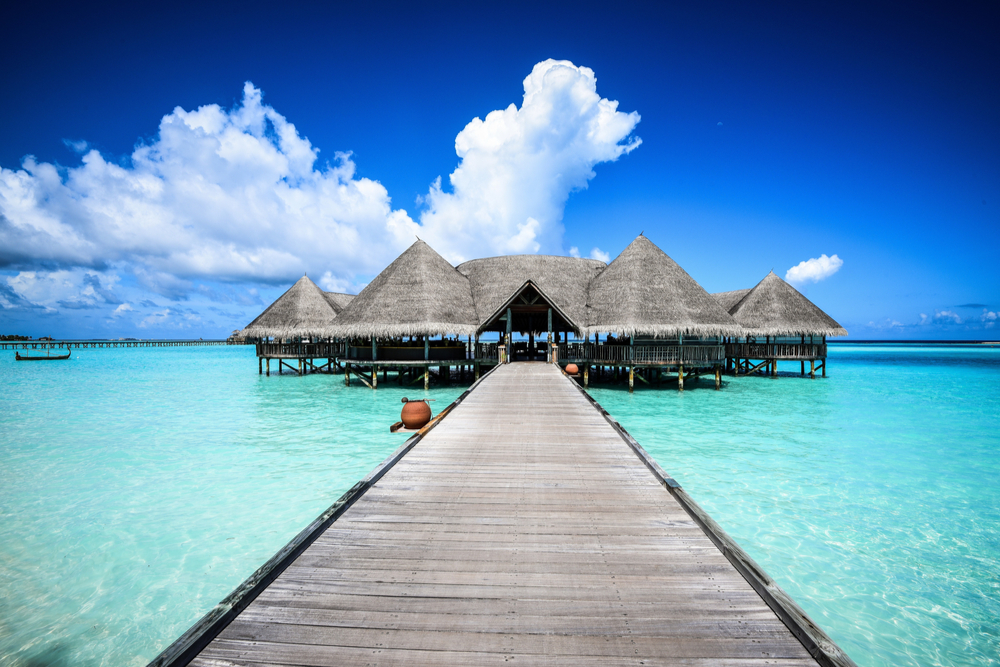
[1,344,998,666]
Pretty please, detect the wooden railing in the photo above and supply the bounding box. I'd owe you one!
[633,345,724,364]
[725,343,826,360]
[475,342,499,360]
[256,342,345,358]
[557,343,724,364]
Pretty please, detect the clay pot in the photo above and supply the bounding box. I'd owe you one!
[565,363,579,375]
[400,397,432,429]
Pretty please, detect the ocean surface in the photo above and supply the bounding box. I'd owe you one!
[1,344,997,666]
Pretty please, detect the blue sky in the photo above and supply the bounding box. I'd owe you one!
[1,1,997,339]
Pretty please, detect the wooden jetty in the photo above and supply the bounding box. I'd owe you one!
[0,339,229,351]
[152,363,853,666]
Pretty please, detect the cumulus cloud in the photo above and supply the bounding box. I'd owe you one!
[0,62,639,321]
[112,303,133,317]
[5,269,121,311]
[0,82,417,291]
[416,60,640,262]
[982,309,997,328]
[785,254,843,285]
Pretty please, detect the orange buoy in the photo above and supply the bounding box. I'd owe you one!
[565,363,579,375]
[400,397,432,429]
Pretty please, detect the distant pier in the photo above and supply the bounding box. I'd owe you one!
[152,363,854,666]
[1,339,232,351]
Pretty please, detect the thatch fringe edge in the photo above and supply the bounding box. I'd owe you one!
[581,324,745,338]
[739,326,848,338]
[241,325,340,339]
[329,323,480,339]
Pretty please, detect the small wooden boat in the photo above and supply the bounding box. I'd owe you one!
[15,349,71,361]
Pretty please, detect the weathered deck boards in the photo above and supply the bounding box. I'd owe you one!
[191,363,829,666]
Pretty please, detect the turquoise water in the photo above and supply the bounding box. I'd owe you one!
[0,347,468,666]
[589,345,1000,667]
[1,345,998,666]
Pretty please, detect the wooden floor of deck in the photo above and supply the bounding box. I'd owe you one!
[193,363,822,666]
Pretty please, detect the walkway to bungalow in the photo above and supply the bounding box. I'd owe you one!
[185,363,848,666]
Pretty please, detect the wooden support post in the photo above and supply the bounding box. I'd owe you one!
[628,366,634,393]
[822,360,826,378]
[678,364,684,391]
[424,367,429,391]
[801,360,805,376]
[298,358,303,376]
[506,308,512,363]
[372,364,377,389]
[810,359,815,379]
[258,357,262,374]
[475,361,480,380]
[345,363,350,386]
[771,360,777,377]
[547,308,553,363]
[715,364,721,390]
[266,358,270,376]
[583,364,589,389]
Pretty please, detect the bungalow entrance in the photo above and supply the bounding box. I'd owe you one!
[479,282,576,362]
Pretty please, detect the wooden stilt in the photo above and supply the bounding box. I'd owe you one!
[372,365,378,389]
[345,363,350,386]
[583,364,589,389]
[424,368,429,391]
[475,361,480,380]
[810,360,815,379]
[678,364,684,391]
[801,360,805,376]
[258,357,262,374]
[715,364,721,390]
[266,358,270,376]
[771,360,777,377]
[628,366,634,392]
[822,360,826,378]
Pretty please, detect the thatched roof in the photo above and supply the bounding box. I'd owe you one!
[712,288,751,313]
[329,240,478,338]
[584,235,742,338]
[322,291,355,314]
[241,275,338,339]
[727,271,847,337]
[457,255,606,330]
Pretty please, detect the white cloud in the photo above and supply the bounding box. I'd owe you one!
[589,247,611,262]
[785,254,843,285]
[0,63,640,306]
[982,309,998,322]
[5,269,120,310]
[568,246,581,258]
[112,303,133,317]
[934,310,962,324]
[415,59,641,262]
[0,83,417,292]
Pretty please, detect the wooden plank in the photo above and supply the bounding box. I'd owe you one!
[176,363,850,667]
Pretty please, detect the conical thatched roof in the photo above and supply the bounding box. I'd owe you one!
[329,240,478,338]
[457,255,606,330]
[584,235,742,338]
[712,288,751,313]
[241,275,338,339]
[322,291,356,314]
[728,271,847,337]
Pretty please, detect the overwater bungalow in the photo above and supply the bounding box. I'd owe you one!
[714,271,848,378]
[241,234,843,389]
[578,235,741,389]
[241,274,352,375]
